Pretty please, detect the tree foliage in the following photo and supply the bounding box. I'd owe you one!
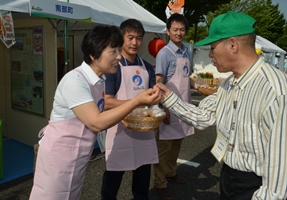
[277,23,287,51]
[206,0,286,49]
[134,0,232,27]
[133,0,167,23]
[134,0,287,51]
[184,25,208,43]
[184,0,233,25]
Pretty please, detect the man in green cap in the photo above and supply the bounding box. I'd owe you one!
[156,11,287,200]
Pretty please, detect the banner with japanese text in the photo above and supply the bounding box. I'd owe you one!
[29,0,91,22]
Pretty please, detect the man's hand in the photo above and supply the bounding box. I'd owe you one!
[190,78,199,89]
[156,83,172,101]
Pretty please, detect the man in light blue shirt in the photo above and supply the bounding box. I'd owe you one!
[153,13,197,200]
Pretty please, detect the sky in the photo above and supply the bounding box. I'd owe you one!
[272,0,287,19]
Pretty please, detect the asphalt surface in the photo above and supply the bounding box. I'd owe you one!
[0,90,222,200]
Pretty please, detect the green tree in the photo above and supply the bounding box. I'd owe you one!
[184,0,234,42]
[277,21,287,51]
[206,0,286,47]
[184,25,208,43]
[134,0,232,41]
[133,0,167,22]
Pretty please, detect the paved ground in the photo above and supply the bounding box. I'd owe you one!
[0,91,222,200]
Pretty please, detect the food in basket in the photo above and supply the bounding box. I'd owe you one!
[197,86,218,96]
[128,107,165,117]
[213,78,220,86]
[192,72,222,96]
[122,106,166,132]
[192,72,223,87]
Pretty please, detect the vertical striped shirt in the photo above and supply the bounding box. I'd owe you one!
[161,57,287,200]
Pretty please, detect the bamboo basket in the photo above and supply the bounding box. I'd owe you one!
[197,86,218,96]
[122,113,166,132]
[213,78,220,86]
[203,78,213,85]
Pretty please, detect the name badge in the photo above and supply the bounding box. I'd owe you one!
[211,126,229,163]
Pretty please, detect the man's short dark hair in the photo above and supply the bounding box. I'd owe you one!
[166,13,188,30]
[120,19,145,36]
[81,25,123,65]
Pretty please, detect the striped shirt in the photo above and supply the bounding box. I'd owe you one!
[161,57,287,200]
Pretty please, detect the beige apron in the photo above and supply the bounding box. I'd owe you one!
[105,58,158,171]
[29,70,104,200]
[159,46,194,140]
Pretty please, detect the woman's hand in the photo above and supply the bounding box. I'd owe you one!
[134,86,161,106]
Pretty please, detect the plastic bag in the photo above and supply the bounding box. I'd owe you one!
[128,106,165,117]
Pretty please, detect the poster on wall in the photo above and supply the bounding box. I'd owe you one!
[10,26,44,116]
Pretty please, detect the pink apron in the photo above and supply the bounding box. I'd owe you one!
[29,70,105,200]
[105,58,158,171]
[159,46,194,140]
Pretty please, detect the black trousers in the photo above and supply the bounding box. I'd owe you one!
[101,164,151,200]
[220,163,262,200]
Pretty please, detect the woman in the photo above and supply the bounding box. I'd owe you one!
[29,25,161,200]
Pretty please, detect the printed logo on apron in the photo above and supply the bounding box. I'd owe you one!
[132,70,145,90]
[97,99,104,112]
[97,91,105,112]
[183,62,190,77]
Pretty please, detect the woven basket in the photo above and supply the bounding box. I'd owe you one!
[122,112,166,132]
[198,86,218,96]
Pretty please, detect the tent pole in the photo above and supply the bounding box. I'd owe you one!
[64,0,70,74]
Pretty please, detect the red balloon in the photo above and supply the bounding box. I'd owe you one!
[148,38,166,57]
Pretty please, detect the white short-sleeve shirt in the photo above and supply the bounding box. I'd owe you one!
[50,61,105,122]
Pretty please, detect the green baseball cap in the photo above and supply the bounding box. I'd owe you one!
[195,12,256,46]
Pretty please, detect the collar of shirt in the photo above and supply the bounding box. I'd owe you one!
[120,55,142,66]
[167,40,187,56]
[229,57,263,90]
[81,61,106,85]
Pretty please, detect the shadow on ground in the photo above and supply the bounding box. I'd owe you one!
[149,145,221,200]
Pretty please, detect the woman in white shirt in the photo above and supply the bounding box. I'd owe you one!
[29,25,161,200]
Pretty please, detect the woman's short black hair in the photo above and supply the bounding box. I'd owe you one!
[166,13,188,30]
[81,25,123,65]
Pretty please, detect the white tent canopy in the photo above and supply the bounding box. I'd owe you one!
[0,0,166,33]
[193,35,286,78]
[256,35,286,54]
[255,35,286,70]
[0,0,167,65]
